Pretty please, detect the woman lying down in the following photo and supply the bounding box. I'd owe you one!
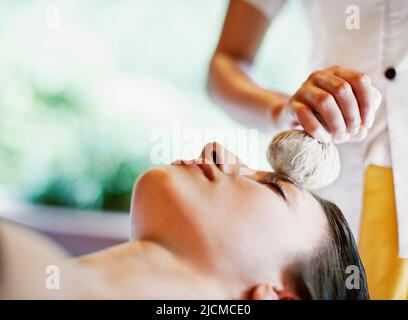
[0,141,368,300]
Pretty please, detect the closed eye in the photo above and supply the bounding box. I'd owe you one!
[263,181,287,201]
[258,172,293,201]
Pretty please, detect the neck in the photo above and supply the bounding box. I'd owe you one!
[74,240,242,299]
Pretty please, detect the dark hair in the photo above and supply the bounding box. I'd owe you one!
[286,195,369,300]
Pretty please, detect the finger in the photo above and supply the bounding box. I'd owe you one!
[291,101,331,143]
[300,85,348,138]
[334,68,375,128]
[314,74,361,134]
[371,87,382,112]
[360,87,382,132]
[292,123,303,130]
[349,126,368,142]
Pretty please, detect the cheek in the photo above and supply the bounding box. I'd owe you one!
[253,205,298,248]
[212,187,299,268]
[234,189,304,252]
[213,183,291,245]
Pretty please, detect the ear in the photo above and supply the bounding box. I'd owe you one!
[251,283,300,300]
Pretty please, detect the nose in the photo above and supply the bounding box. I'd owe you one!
[200,142,254,176]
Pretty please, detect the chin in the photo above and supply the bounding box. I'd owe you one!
[130,166,185,239]
[133,166,174,198]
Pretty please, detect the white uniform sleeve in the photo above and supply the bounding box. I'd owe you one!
[242,0,287,19]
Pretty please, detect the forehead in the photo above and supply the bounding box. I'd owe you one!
[290,187,328,249]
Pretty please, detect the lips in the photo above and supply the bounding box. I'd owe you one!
[172,159,216,181]
[195,161,216,180]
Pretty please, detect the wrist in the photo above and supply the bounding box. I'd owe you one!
[265,94,290,130]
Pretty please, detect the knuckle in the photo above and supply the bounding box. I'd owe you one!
[309,71,322,81]
[353,73,371,85]
[292,91,302,101]
[332,82,351,96]
[329,65,342,72]
[294,103,307,116]
[298,86,310,97]
[315,92,333,109]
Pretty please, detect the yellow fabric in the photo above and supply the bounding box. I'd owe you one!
[359,165,408,300]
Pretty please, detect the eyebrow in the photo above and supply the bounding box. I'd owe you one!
[261,172,301,201]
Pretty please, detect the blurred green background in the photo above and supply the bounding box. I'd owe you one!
[0,0,311,212]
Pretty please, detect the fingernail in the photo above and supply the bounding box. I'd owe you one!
[372,88,382,111]
[366,113,375,128]
[334,132,350,144]
[350,127,360,136]
[316,128,331,143]
[356,125,368,141]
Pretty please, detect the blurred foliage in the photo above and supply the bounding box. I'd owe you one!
[0,0,309,212]
[33,84,80,112]
[0,47,152,211]
[0,71,152,211]
[30,157,150,211]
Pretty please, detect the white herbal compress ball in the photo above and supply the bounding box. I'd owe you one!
[267,130,340,190]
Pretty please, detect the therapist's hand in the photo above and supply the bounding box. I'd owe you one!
[282,66,382,143]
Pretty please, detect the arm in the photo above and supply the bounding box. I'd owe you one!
[208,0,289,132]
[209,0,381,142]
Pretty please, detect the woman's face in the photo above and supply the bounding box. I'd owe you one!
[131,142,327,282]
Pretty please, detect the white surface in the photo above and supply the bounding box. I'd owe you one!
[0,198,129,240]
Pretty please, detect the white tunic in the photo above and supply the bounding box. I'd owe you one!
[244,0,408,258]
